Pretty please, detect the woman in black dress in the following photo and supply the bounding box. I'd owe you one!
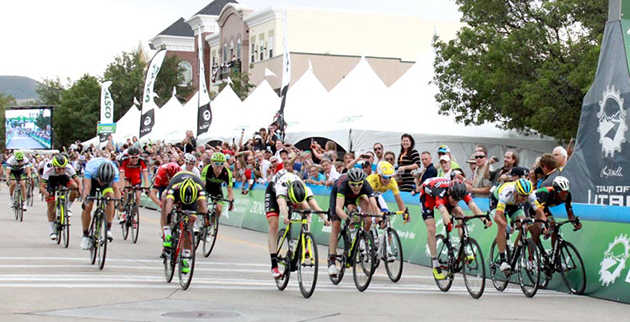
[397,133,421,192]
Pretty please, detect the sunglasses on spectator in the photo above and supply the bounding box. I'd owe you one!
[349,181,363,187]
[475,155,486,159]
[374,147,382,151]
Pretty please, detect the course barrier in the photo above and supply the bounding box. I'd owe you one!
[141,184,630,303]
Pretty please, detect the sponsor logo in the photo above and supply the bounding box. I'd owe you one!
[597,85,627,158]
[203,110,211,121]
[143,116,152,126]
[600,166,624,178]
[599,234,630,287]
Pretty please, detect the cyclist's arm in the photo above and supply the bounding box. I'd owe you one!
[436,203,451,225]
[39,178,48,197]
[150,188,162,208]
[82,178,92,201]
[335,194,348,221]
[393,193,405,212]
[226,186,234,210]
[277,196,290,223]
[142,169,149,188]
[367,195,381,216]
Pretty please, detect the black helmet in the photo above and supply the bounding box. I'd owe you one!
[97,162,116,183]
[128,146,140,156]
[347,167,366,183]
[448,179,467,201]
[288,180,307,204]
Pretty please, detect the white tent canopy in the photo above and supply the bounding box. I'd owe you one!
[197,84,243,144]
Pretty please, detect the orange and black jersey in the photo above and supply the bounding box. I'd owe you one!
[535,187,572,213]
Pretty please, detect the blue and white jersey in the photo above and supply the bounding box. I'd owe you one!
[84,158,120,182]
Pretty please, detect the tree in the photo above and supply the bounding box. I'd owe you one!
[218,70,255,101]
[0,93,17,149]
[36,77,67,106]
[103,51,193,121]
[54,75,100,149]
[432,0,607,141]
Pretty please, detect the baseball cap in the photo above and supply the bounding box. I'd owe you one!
[437,145,450,154]
[509,166,530,178]
[439,155,451,162]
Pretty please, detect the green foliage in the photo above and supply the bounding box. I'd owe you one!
[154,54,193,106]
[102,50,146,121]
[54,75,100,149]
[217,70,255,101]
[35,112,51,131]
[0,93,17,149]
[36,77,67,106]
[432,0,607,141]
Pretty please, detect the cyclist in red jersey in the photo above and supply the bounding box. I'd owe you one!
[420,178,489,279]
[118,147,149,222]
[150,162,182,229]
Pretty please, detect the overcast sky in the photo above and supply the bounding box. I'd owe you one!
[0,0,461,83]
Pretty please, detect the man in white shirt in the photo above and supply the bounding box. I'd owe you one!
[322,158,340,186]
[256,151,271,184]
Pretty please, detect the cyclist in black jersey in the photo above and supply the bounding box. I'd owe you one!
[530,176,581,245]
[200,152,234,215]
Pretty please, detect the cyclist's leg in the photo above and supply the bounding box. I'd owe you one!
[420,194,438,258]
[81,179,97,240]
[19,174,27,203]
[45,182,56,238]
[358,196,372,232]
[9,175,16,199]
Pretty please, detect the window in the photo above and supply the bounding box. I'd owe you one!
[211,50,217,66]
[268,30,274,57]
[259,33,265,61]
[237,39,241,59]
[250,36,256,63]
[223,43,227,62]
[178,61,192,86]
[230,40,234,61]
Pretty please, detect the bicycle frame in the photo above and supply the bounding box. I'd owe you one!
[277,211,312,270]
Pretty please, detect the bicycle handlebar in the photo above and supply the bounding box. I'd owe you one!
[123,185,150,192]
[210,196,233,205]
[292,209,329,215]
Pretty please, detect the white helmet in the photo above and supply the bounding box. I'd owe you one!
[552,176,570,192]
[184,153,196,164]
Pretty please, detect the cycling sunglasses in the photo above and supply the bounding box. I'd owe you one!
[381,175,392,180]
[213,162,225,166]
[349,181,363,187]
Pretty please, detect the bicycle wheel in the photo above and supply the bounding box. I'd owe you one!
[353,230,375,292]
[434,234,454,292]
[96,213,108,270]
[130,204,140,244]
[89,213,97,264]
[330,229,348,285]
[558,241,586,295]
[203,213,219,257]
[489,239,509,292]
[384,228,404,283]
[298,232,318,298]
[16,191,23,222]
[274,228,291,291]
[121,206,130,241]
[62,207,70,248]
[536,241,552,289]
[371,227,381,270]
[55,215,62,245]
[163,227,177,283]
[178,224,195,290]
[518,239,541,298]
[462,238,486,299]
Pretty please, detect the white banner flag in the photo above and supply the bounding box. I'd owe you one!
[140,49,167,138]
[197,27,212,136]
[100,80,114,124]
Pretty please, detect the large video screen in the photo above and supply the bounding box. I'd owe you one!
[5,106,53,150]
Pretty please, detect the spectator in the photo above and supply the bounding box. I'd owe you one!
[419,151,438,183]
[436,145,461,177]
[439,155,454,178]
[373,142,384,164]
[383,151,396,165]
[312,140,338,162]
[334,161,345,176]
[305,165,326,185]
[552,146,568,171]
[467,150,492,197]
[185,130,197,150]
[361,160,372,175]
[322,158,340,187]
[342,152,355,173]
[487,150,519,185]
[397,134,421,192]
[539,153,560,187]
[256,151,271,184]
[365,151,377,172]
[241,154,256,194]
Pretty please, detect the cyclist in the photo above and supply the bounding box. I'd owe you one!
[183,153,201,176]
[265,168,330,277]
[161,171,208,273]
[530,176,581,242]
[118,146,149,223]
[6,151,31,211]
[419,177,490,279]
[41,155,82,241]
[491,178,545,273]
[80,158,120,250]
[200,152,234,217]
[367,161,406,213]
[149,162,182,208]
[327,168,380,277]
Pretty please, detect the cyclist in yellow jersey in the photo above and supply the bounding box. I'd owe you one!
[367,161,406,213]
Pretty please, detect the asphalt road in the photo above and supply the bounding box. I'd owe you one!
[6,133,46,149]
[1,189,629,322]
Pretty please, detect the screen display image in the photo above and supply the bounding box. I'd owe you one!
[5,107,53,150]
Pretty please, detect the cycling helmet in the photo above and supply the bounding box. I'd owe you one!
[376,161,395,178]
[15,151,24,161]
[127,146,140,156]
[211,152,226,164]
[184,153,196,164]
[288,180,307,204]
[448,179,468,201]
[164,162,181,178]
[552,176,570,192]
[515,178,533,196]
[179,178,199,205]
[97,162,116,183]
[52,155,68,168]
[347,167,366,182]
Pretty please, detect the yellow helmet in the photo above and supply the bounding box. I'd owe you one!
[376,161,395,178]
[179,178,199,205]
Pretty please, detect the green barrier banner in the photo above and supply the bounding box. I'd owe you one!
[141,189,630,303]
